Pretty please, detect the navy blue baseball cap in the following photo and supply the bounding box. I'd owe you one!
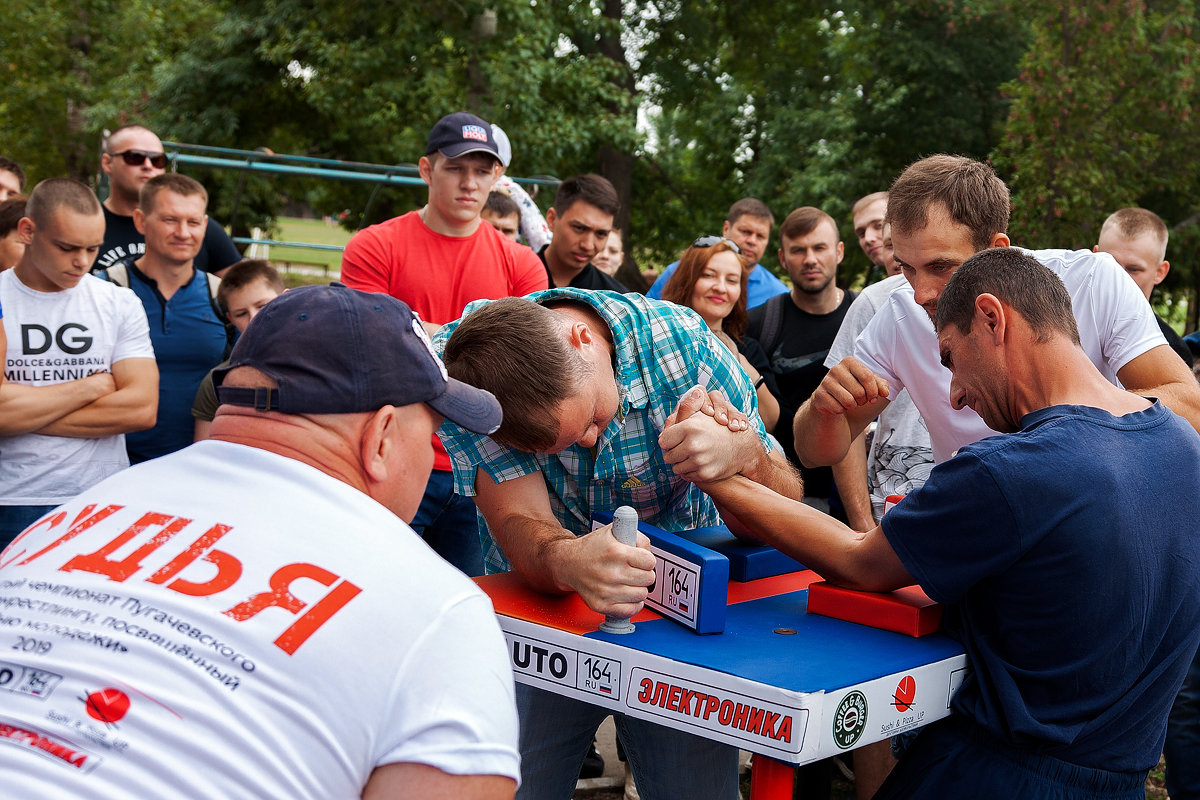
[215,283,502,435]
[425,112,501,161]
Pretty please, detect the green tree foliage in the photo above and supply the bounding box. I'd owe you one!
[136,0,1025,282]
[833,1,1027,198]
[0,0,219,183]
[633,0,1026,281]
[16,0,1194,326]
[998,0,1200,327]
[144,0,639,230]
[999,0,1200,246]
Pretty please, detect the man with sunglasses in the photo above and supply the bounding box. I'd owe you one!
[94,125,241,275]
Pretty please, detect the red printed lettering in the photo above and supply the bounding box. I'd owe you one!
[2,505,123,569]
[0,723,91,769]
[629,676,791,743]
[222,563,361,655]
[272,580,361,655]
[732,703,751,730]
[775,714,793,743]
[60,513,191,582]
[145,525,242,597]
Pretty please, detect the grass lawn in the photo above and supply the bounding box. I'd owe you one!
[253,216,353,281]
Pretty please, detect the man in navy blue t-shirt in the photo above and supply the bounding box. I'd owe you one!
[694,247,1200,800]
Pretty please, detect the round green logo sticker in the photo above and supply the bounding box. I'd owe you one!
[833,690,868,749]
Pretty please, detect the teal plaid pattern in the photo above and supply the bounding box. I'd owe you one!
[434,289,770,574]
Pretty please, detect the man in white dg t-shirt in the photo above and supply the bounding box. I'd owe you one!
[793,154,1200,469]
[0,283,520,799]
[0,178,158,548]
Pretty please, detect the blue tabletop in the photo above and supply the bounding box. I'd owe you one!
[588,590,963,693]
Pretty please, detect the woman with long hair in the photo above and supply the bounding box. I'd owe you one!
[661,236,780,431]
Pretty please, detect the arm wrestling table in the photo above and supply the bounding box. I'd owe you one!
[477,566,967,800]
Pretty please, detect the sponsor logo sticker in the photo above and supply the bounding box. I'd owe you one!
[0,718,102,772]
[461,124,488,142]
[892,675,915,713]
[833,690,867,749]
[84,688,131,724]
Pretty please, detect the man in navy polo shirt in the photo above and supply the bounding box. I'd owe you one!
[107,173,228,463]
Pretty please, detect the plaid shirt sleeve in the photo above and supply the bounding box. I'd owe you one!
[690,320,773,453]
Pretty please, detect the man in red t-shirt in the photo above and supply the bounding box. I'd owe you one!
[342,112,547,575]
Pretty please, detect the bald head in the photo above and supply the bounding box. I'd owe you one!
[106,125,163,154]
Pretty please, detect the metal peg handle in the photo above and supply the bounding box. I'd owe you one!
[599,506,640,634]
[611,505,639,547]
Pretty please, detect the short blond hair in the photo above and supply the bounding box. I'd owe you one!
[851,191,887,218]
[1098,208,1168,262]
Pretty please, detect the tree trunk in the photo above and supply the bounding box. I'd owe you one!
[596,0,636,240]
[65,3,92,182]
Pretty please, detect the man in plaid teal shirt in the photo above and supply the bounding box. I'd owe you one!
[435,288,802,800]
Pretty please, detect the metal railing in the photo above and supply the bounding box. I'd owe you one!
[160,141,559,236]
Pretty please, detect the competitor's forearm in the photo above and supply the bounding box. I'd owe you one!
[489,511,579,595]
[832,432,875,531]
[792,397,855,468]
[702,474,911,591]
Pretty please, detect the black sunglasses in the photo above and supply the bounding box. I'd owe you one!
[691,235,741,254]
[110,150,168,169]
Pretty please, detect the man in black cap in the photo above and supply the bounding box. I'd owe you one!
[342,111,546,578]
[0,283,521,800]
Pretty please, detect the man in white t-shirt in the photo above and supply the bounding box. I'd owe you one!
[793,154,1200,469]
[0,283,520,799]
[828,222,933,533]
[0,178,158,549]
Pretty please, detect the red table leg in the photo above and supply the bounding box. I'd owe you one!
[749,755,793,800]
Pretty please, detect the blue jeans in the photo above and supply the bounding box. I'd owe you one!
[409,469,484,577]
[0,505,57,552]
[514,684,739,800]
[1166,643,1200,800]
